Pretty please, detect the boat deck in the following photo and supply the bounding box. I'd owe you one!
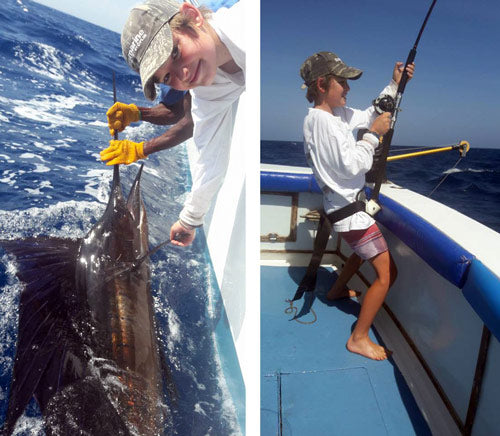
[261,265,431,436]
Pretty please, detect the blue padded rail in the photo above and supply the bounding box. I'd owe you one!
[367,188,474,289]
[463,260,500,341]
[261,170,321,193]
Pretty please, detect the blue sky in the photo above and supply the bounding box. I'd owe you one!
[32,0,235,33]
[262,0,500,149]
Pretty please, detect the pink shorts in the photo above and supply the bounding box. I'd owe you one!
[340,223,388,261]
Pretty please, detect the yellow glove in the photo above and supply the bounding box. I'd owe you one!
[100,140,146,166]
[106,102,141,136]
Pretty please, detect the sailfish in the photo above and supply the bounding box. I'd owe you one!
[0,164,172,435]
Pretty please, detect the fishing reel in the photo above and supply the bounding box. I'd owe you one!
[373,95,396,115]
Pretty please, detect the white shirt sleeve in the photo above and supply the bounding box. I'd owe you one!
[179,93,240,227]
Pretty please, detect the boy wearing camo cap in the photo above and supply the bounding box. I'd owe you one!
[102,0,245,247]
[300,51,414,361]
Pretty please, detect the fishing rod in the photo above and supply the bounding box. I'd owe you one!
[367,0,438,210]
[387,140,469,162]
[112,71,118,141]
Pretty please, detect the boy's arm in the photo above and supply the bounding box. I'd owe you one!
[340,80,398,131]
[101,94,193,165]
[143,95,193,156]
[138,93,188,126]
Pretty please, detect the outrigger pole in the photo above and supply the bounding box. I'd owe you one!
[387,140,469,162]
[369,0,438,202]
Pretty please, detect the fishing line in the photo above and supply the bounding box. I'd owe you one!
[428,155,464,197]
[389,143,459,155]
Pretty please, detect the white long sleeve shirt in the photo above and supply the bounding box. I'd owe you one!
[303,80,397,232]
[179,1,245,227]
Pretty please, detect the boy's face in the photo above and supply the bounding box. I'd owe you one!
[153,24,217,91]
[324,76,350,109]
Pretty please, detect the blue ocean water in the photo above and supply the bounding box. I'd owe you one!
[261,140,500,234]
[0,0,240,434]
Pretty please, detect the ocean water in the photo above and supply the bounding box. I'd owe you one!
[261,140,500,234]
[0,0,240,434]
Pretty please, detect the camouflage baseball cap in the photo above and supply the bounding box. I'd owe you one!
[121,0,181,101]
[299,51,363,86]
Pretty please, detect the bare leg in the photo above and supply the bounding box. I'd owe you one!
[327,253,363,300]
[346,251,397,361]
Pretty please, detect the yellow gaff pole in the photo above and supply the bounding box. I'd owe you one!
[387,140,469,162]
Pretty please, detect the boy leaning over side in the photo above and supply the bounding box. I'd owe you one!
[102,0,245,247]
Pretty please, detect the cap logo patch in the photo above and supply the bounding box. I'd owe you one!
[128,29,148,63]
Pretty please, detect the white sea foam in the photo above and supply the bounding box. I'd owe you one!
[88,120,108,128]
[75,34,90,45]
[194,402,209,417]
[0,169,25,186]
[210,330,242,435]
[19,152,42,160]
[126,161,163,179]
[443,167,493,175]
[53,138,74,148]
[69,70,103,94]
[76,168,112,203]
[122,122,161,143]
[0,113,8,123]
[56,164,77,171]
[24,180,53,196]
[19,153,50,172]
[15,0,29,13]
[15,42,73,83]
[11,414,44,436]
[34,141,55,152]
[0,200,103,240]
[32,163,50,173]
[25,187,44,195]
[10,94,89,129]
[0,173,16,186]
[167,307,182,344]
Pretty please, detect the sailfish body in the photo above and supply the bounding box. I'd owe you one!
[0,165,168,435]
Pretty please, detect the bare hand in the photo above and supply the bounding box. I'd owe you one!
[170,220,196,247]
[370,112,391,136]
[392,62,415,85]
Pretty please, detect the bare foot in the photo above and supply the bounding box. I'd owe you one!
[346,334,390,361]
[326,286,361,301]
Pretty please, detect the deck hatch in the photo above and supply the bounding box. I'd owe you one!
[263,368,388,435]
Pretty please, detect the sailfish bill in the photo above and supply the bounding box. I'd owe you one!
[0,164,172,435]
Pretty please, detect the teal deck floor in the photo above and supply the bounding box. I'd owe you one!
[261,265,431,436]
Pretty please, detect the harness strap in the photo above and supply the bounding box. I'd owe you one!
[292,200,365,301]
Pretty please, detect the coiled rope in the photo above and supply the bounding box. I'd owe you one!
[284,299,317,324]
